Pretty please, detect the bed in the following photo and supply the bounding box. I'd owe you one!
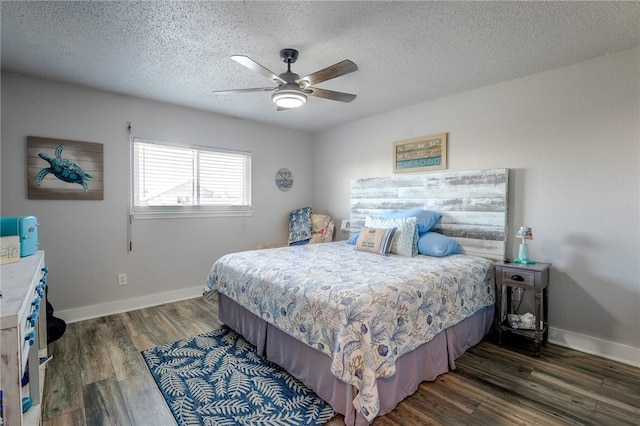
[204,168,509,425]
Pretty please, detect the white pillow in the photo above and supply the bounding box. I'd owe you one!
[365,215,418,257]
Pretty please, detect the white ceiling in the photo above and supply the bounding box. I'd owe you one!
[2,1,639,134]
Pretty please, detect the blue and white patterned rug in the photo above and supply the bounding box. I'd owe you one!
[142,326,335,426]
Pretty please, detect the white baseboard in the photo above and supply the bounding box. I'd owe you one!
[549,326,640,368]
[56,285,204,324]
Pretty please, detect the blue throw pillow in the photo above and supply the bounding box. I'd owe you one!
[379,209,442,234]
[346,231,360,244]
[417,232,460,257]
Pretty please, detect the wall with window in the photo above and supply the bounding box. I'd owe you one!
[1,72,313,320]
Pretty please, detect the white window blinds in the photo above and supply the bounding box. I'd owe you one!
[132,138,251,217]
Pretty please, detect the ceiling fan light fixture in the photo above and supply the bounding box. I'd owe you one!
[272,90,307,108]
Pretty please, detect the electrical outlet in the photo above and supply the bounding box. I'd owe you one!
[118,273,127,286]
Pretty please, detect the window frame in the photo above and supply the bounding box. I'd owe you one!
[130,137,252,219]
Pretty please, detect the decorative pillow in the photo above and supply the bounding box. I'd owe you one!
[310,213,331,232]
[379,209,442,234]
[417,232,460,257]
[309,213,334,243]
[288,207,312,244]
[356,227,397,255]
[365,215,418,257]
[346,231,360,245]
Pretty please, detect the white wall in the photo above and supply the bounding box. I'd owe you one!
[1,72,313,320]
[312,48,640,365]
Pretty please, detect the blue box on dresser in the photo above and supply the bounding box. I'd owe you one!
[0,216,39,257]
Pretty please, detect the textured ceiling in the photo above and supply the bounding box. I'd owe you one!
[2,1,639,133]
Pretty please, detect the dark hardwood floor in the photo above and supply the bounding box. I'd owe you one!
[41,297,640,425]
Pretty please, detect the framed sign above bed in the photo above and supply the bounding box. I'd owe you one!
[393,132,447,173]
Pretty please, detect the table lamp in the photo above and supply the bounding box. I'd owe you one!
[514,226,535,264]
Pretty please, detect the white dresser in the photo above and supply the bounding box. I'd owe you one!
[1,251,48,426]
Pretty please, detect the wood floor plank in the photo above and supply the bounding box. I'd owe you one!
[83,377,132,426]
[119,373,175,425]
[120,309,155,337]
[593,399,640,425]
[531,362,604,391]
[456,351,600,423]
[119,310,158,351]
[473,396,554,426]
[543,344,640,386]
[384,401,445,425]
[136,305,158,319]
[100,314,148,382]
[42,323,85,421]
[173,297,221,334]
[42,408,86,426]
[427,373,490,412]
[143,309,186,345]
[76,318,114,385]
[159,299,216,336]
[440,368,584,426]
[529,369,640,417]
[408,388,472,424]
[417,380,477,415]
[129,330,159,352]
[473,342,606,393]
[601,376,640,407]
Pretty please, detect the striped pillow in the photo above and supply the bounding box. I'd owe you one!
[365,216,418,257]
[356,226,397,255]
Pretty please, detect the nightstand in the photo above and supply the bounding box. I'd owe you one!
[494,261,551,356]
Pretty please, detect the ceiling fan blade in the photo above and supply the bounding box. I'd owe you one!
[307,87,357,103]
[213,87,275,94]
[297,60,358,87]
[231,55,287,85]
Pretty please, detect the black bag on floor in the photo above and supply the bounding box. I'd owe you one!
[46,298,66,344]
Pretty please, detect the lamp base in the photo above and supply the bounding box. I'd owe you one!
[514,258,536,265]
[515,242,535,264]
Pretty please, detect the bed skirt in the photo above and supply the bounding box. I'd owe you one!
[218,293,494,425]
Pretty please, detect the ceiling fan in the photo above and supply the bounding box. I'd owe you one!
[213,48,358,110]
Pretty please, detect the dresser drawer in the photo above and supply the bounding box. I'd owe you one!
[498,267,536,290]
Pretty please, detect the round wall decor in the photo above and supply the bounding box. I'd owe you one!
[275,168,293,191]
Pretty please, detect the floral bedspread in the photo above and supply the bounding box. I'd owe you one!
[203,241,494,421]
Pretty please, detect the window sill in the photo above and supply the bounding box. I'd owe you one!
[131,210,253,220]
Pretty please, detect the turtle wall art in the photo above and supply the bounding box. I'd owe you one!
[27,136,104,200]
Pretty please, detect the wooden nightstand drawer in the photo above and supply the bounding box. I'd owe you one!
[498,267,535,289]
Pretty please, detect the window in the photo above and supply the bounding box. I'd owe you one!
[132,138,251,218]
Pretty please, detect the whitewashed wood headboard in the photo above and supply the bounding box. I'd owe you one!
[350,168,509,260]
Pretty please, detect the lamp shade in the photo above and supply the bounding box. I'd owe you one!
[516,226,533,240]
[272,90,307,108]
